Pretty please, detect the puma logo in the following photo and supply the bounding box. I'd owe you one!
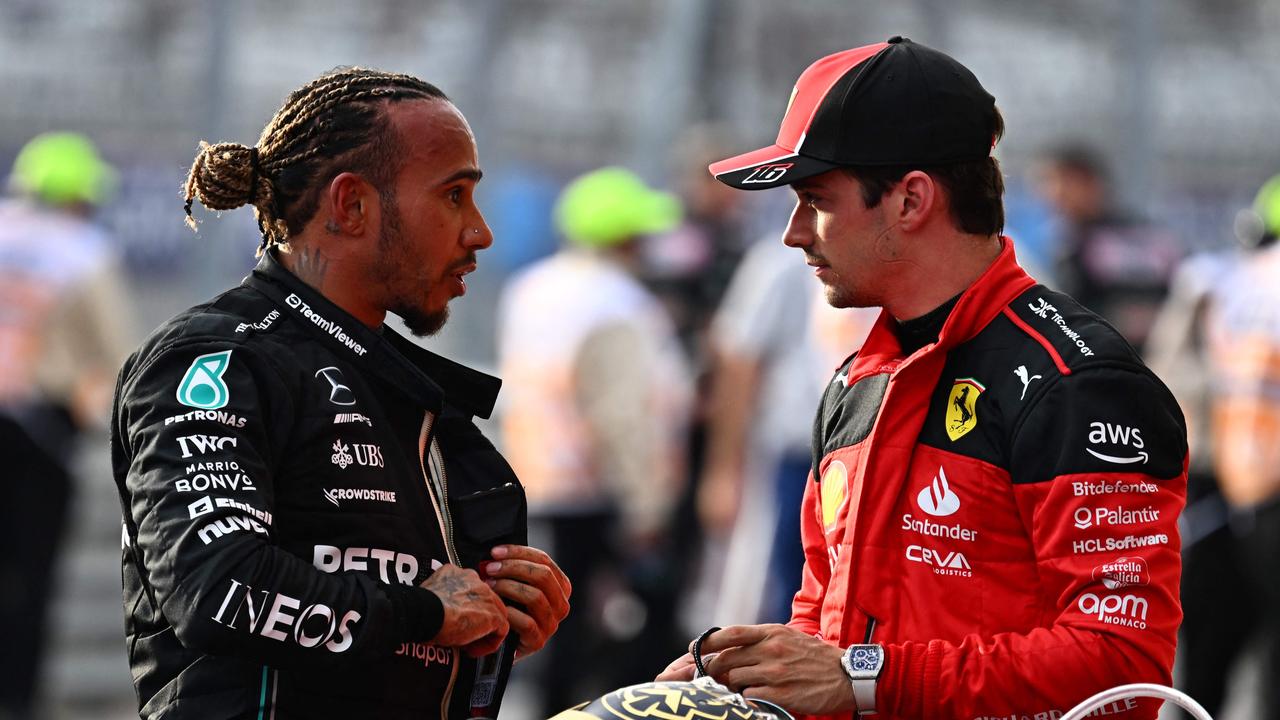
[1014,365,1043,401]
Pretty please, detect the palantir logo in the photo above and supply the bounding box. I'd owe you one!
[176,350,233,410]
[916,467,960,517]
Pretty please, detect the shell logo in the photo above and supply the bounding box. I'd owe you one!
[820,460,849,532]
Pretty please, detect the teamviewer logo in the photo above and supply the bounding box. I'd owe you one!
[916,467,960,517]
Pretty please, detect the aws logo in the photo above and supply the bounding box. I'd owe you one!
[1086,421,1148,465]
[820,460,849,533]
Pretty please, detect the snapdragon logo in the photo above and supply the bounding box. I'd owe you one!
[211,578,360,653]
[1077,592,1148,629]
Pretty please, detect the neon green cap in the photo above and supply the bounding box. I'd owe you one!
[554,167,682,248]
[1253,174,1280,238]
[8,132,118,206]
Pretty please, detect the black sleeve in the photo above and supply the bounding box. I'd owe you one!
[118,340,442,668]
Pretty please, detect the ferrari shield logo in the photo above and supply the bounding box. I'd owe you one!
[945,378,985,441]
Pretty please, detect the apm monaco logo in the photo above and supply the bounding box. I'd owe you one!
[916,467,960,517]
[1077,592,1148,629]
[740,163,794,184]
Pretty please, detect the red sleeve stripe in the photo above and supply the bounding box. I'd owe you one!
[1002,307,1072,376]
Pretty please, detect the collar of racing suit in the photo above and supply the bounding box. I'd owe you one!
[242,249,502,419]
[845,237,1035,384]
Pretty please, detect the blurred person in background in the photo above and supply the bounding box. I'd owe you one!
[1188,174,1280,720]
[1145,195,1252,720]
[0,132,131,719]
[497,167,693,715]
[698,235,876,625]
[114,68,569,719]
[638,124,749,359]
[658,37,1187,719]
[1034,143,1183,351]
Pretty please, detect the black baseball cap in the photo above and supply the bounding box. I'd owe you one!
[709,37,998,190]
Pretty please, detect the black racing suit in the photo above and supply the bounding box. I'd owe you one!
[111,251,526,719]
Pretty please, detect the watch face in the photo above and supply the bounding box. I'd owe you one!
[847,646,882,673]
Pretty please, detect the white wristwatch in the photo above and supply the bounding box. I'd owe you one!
[839,643,884,715]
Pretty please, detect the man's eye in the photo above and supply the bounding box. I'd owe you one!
[448,188,463,203]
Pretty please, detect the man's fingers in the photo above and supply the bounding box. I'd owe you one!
[696,624,774,654]
[505,607,541,649]
[491,545,573,597]
[463,631,505,658]
[655,653,697,682]
[485,563,570,620]
[704,643,760,679]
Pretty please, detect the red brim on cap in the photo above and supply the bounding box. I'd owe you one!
[708,144,841,190]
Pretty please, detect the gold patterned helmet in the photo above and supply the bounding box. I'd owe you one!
[548,678,794,720]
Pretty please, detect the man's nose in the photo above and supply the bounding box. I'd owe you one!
[782,200,812,249]
[466,210,494,250]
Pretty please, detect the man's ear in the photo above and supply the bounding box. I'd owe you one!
[326,172,378,236]
[896,170,939,232]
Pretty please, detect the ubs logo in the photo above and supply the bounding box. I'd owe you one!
[315,366,356,406]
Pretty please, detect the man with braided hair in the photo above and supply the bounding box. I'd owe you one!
[112,67,570,719]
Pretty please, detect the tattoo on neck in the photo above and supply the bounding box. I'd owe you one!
[293,247,330,289]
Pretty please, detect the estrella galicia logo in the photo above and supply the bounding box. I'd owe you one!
[315,366,357,406]
[176,350,233,410]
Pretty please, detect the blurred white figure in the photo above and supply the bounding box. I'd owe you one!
[697,237,876,626]
[0,132,130,718]
[497,167,693,715]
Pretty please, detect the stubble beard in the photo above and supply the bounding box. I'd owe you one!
[376,192,450,337]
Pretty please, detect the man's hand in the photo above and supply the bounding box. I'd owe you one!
[662,624,856,715]
[421,563,509,657]
[482,544,571,658]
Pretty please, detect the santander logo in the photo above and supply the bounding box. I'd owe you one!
[917,467,961,517]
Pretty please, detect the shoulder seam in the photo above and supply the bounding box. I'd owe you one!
[1001,306,1071,376]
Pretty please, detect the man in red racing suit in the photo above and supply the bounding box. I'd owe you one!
[658,37,1185,720]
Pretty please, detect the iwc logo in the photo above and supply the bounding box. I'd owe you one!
[820,460,849,533]
[946,378,984,441]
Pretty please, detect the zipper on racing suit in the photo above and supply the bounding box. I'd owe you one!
[418,411,460,717]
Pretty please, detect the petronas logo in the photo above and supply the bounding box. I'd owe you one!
[176,350,233,410]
